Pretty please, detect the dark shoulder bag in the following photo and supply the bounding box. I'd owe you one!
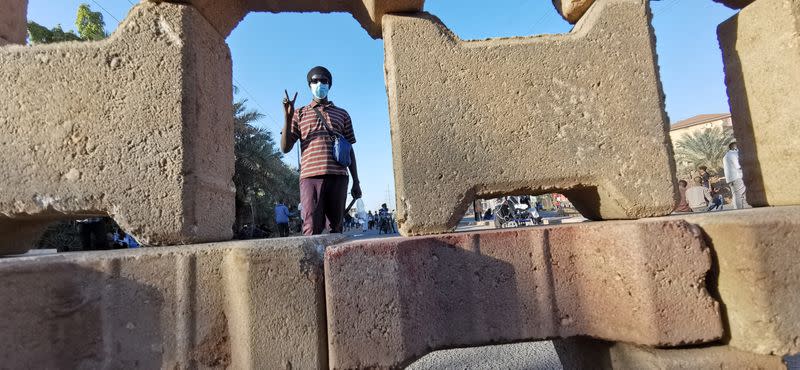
[312,107,352,167]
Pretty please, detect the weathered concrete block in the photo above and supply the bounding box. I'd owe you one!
[671,207,800,356]
[325,221,722,368]
[719,0,800,207]
[552,0,596,24]
[554,337,786,370]
[0,235,341,369]
[0,2,235,254]
[383,0,676,236]
[714,0,756,9]
[158,0,424,39]
[0,0,27,45]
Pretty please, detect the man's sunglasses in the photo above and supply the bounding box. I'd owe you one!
[310,77,330,84]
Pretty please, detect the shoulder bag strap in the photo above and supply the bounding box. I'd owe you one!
[312,107,336,136]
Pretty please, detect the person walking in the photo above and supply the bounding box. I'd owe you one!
[274,200,291,237]
[685,177,711,213]
[723,141,749,209]
[281,66,362,235]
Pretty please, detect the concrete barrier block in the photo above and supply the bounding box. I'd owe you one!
[383,0,676,236]
[554,337,786,370]
[0,235,341,369]
[719,0,800,207]
[552,0,596,23]
[714,0,756,9]
[325,220,722,368]
[0,0,27,45]
[673,207,800,356]
[158,0,425,39]
[0,2,235,255]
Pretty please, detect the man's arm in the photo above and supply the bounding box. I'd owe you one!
[281,90,297,154]
[349,148,362,199]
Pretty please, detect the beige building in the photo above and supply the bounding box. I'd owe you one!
[669,113,733,144]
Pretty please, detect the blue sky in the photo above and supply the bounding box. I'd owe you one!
[27,0,736,211]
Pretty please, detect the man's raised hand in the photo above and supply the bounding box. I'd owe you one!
[283,89,298,117]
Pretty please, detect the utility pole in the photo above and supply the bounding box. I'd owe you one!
[385,184,393,210]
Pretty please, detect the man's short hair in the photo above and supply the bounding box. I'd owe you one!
[698,165,707,171]
[307,66,333,86]
[693,176,702,184]
[679,180,688,187]
[729,141,737,150]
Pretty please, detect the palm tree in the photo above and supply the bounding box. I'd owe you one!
[673,127,734,177]
[232,96,300,236]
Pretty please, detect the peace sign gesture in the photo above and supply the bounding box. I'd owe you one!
[283,89,298,117]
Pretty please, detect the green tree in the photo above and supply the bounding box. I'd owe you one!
[27,3,105,44]
[76,4,106,41]
[673,127,734,177]
[233,95,300,236]
[27,22,81,44]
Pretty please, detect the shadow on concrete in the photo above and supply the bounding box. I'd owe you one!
[392,232,558,367]
[719,15,766,206]
[0,257,164,368]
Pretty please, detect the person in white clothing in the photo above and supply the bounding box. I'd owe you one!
[723,141,749,209]
[685,177,712,213]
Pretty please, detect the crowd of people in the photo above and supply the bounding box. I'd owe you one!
[72,217,140,251]
[343,203,398,234]
[674,140,750,213]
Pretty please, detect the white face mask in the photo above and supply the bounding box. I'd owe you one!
[310,82,330,100]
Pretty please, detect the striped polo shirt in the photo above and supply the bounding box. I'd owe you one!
[290,100,356,178]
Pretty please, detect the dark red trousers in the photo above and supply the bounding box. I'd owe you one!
[300,175,349,235]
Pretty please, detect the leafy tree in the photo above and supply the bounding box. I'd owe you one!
[76,4,107,41]
[673,127,734,177]
[27,3,105,44]
[233,95,300,236]
[27,22,81,44]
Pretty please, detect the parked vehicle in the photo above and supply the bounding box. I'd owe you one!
[493,197,542,229]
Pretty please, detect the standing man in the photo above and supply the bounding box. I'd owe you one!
[723,140,748,209]
[281,66,362,235]
[274,200,291,237]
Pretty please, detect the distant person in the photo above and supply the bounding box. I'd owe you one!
[113,229,140,248]
[297,202,303,223]
[723,141,749,209]
[483,208,493,220]
[281,66,361,235]
[274,200,291,237]
[367,211,374,230]
[77,217,109,250]
[707,176,724,211]
[673,180,692,213]
[698,166,711,188]
[686,177,712,213]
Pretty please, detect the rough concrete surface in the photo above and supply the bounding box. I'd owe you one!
[714,0,756,9]
[554,337,786,369]
[552,0,596,23]
[719,0,800,207]
[0,235,342,369]
[407,341,563,370]
[0,0,27,45]
[325,220,722,369]
[383,0,677,236]
[668,207,800,356]
[0,2,235,255]
[158,0,424,39]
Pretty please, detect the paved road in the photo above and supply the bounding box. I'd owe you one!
[407,341,563,370]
